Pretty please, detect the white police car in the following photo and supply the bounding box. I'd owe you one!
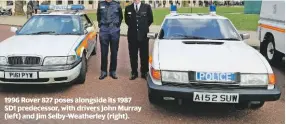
[147,12,280,109]
[0,5,97,85]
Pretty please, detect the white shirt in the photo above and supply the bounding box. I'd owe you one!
[134,2,141,11]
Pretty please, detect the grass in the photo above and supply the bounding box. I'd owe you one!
[87,6,259,31]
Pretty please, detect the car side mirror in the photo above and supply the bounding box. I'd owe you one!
[84,27,94,34]
[85,23,92,28]
[10,27,18,33]
[147,32,158,39]
[240,33,250,40]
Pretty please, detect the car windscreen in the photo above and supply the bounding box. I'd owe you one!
[18,15,82,35]
[158,18,241,41]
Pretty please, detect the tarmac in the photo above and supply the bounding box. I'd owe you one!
[0,16,260,48]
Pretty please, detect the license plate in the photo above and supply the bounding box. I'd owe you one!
[4,72,38,79]
[196,72,236,82]
[193,92,239,103]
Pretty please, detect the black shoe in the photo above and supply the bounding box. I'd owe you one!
[141,73,147,79]
[99,71,107,80]
[129,73,138,80]
[109,71,118,79]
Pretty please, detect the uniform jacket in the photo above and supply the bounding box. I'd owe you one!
[97,1,123,28]
[125,3,153,41]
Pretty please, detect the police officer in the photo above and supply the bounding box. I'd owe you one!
[125,0,153,80]
[97,0,123,80]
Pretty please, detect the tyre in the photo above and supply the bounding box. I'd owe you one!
[249,101,265,110]
[91,45,96,56]
[91,35,97,56]
[148,89,163,104]
[261,34,283,65]
[73,54,87,84]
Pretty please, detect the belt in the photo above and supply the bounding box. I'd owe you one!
[102,23,117,27]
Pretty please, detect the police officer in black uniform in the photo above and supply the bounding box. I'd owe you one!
[125,0,153,80]
[97,0,123,80]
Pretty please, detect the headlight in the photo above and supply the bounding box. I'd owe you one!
[43,56,78,65]
[240,74,268,86]
[161,71,189,83]
[0,57,7,65]
[67,55,77,64]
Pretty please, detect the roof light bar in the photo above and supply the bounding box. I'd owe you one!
[209,4,216,15]
[39,5,85,12]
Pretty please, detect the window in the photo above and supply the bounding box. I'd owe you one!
[89,0,93,4]
[141,0,145,4]
[159,19,241,40]
[6,0,13,6]
[81,14,92,29]
[149,1,152,4]
[78,0,84,4]
[41,0,51,5]
[68,0,73,5]
[18,15,82,35]
[56,0,62,5]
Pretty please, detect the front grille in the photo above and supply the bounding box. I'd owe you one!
[8,56,41,65]
[162,82,267,89]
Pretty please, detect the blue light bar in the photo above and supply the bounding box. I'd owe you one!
[39,5,85,12]
[170,4,177,14]
[209,4,216,15]
[39,5,49,11]
[71,5,85,10]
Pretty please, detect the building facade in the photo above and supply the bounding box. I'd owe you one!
[0,0,241,13]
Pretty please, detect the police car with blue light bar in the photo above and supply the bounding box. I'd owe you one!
[0,5,97,85]
[146,7,280,109]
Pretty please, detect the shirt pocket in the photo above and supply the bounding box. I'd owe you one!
[127,11,132,18]
[140,12,147,17]
[100,6,107,14]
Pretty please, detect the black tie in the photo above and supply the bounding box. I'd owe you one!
[136,4,138,12]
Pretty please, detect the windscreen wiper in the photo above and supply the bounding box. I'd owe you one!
[213,38,240,41]
[27,31,56,35]
[170,34,208,39]
[59,33,82,35]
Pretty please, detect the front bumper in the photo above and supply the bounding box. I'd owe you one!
[0,62,82,84]
[147,75,281,102]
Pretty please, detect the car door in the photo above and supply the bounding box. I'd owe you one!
[80,14,96,57]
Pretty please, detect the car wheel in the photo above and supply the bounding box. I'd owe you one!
[261,35,283,65]
[148,89,163,104]
[91,35,97,56]
[91,45,96,56]
[74,54,87,84]
[249,101,265,110]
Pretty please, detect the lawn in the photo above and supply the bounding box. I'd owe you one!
[87,6,259,31]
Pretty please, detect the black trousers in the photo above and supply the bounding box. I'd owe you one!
[99,29,120,72]
[128,38,149,74]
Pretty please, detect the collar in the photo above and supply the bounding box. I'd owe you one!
[134,2,141,8]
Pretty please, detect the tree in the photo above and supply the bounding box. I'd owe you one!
[15,1,25,16]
